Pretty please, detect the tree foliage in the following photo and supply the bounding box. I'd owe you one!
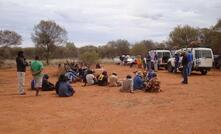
[169,25,200,48]
[0,30,22,47]
[130,40,155,56]
[80,51,100,65]
[99,39,130,58]
[31,20,67,64]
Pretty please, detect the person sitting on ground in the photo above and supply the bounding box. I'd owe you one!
[97,71,108,86]
[65,69,80,83]
[120,75,134,93]
[55,74,75,97]
[42,74,55,91]
[146,69,155,81]
[109,72,122,87]
[57,63,65,76]
[96,63,102,69]
[145,73,161,92]
[85,70,97,86]
[133,71,145,90]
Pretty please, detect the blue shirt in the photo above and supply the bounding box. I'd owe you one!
[175,54,180,62]
[147,70,155,80]
[187,52,193,62]
[56,82,75,97]
[133,75,144,89]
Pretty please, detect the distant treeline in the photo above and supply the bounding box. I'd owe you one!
[1,19,221,64]
[0,39,166,60]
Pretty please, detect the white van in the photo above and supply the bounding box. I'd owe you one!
[149,50,172,69]
[167,47,214,75]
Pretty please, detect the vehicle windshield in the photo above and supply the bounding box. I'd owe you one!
[163,52,171,58]
[195,50,212,58]
[157,52,163,58]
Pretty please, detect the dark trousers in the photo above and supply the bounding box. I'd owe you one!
[182,65,188,84]
[174,62,179,73]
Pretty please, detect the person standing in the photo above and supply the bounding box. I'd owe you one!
[181,52,188,84]
[146,53,152,71]
[153,52,158,72]
[31,56,44,96]
[16,51,28,95]
[142,56,147,70]
[187,50,193,75]
[174,53,180,73]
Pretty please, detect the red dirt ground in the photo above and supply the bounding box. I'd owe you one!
[0,64,221,134]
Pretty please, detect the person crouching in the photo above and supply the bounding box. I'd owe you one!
[133,71,145,90]
[145,73,161,93]
[97,71,108,86]
[109,72,121,87]
[120,75,134,93]
[55,74,75,97]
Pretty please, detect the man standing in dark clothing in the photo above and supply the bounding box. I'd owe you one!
[146,54,152,71]
[16,51,28,95]
[181,52,188,84]
[174,53,180,73]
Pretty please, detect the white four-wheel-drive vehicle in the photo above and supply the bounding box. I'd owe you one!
[167,47,214,75]
[149,50,172,69]
[113,55,136,65]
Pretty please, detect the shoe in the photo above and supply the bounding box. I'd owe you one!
[181,81,188,84]
[20,92,26,95]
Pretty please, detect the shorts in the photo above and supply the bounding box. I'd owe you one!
[34,76,43,88]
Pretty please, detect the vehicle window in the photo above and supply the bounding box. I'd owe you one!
[195,50,200,59]
[157,52,163,58]
[195,50,212,58]
[202,50,212,58]
[163,52,171,58]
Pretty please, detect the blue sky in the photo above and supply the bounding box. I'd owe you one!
[0,0,220,47]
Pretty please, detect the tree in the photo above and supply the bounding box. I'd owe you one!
[130,40,155,56]
[169,25,200,48]
[79,45,98,55]
[108,39,130,55]
[0,30,22,47]
[80,51,100,65]
[31,20,67,64]
[65,42,78,58]
[211,19,221,54]
[0,30,22,66]
[199,28,213,47]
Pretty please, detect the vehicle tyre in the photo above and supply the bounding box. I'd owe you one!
[164,65,168,70]
[167,62,173,72]
[200,69,207,75]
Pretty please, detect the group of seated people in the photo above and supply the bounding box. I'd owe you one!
[120,70,161,93]
[83,68,161,93]
[31,61,161,97]
[84,70,121,87]
[31,73,75,97]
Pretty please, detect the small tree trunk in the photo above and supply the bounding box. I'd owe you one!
[46,44,50,65]
[46,55,49,65]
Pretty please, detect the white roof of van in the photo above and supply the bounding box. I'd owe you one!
[149,50,171,52]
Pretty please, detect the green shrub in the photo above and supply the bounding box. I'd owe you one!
[80,51,100,65]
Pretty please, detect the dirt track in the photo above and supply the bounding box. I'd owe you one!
[0,64,221,134]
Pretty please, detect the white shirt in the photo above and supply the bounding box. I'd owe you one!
[86,74,95,85]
